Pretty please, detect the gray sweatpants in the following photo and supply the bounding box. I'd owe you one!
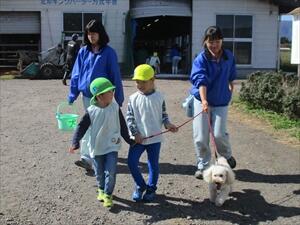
[80,95,93,167]
[192,97,232,171]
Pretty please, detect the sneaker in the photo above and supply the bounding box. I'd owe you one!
[97,189,105,202]
[103,194,113,208]
[143,188,156,202]
[194,170,203,179]
[62,78,67,86]
[227,156,237,169]
[132,188,144,202]
[74,159,93,170]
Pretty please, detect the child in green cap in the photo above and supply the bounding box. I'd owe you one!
[69,77,134,208]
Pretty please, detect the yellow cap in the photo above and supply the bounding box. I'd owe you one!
[132,64,154,81]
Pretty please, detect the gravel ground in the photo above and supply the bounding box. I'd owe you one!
[0,79,299,225]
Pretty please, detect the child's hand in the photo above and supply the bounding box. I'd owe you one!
[69,146,79,154]
[134,134,143,144]
[166,123,178,133]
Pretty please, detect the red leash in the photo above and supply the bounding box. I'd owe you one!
[143,110,204,140]
[142,109,219,159]
[207,112,219,159]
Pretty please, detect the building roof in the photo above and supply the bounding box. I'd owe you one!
[288,7,300,15]
[272,0,300,14]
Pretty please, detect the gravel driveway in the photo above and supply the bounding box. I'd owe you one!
[0,79,299,225]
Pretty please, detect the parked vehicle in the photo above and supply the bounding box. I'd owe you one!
[20,44,65,79]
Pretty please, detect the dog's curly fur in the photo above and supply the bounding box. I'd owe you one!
[203,157,235,206]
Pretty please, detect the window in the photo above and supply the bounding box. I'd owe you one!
[63,13,102,32]
[63,13,102,46]
[216,15,252,65]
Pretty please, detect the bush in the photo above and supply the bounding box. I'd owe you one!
[283,86,300,119]
[240,71,299,119]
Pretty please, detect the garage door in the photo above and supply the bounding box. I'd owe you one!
[130,0,191,18]
[0,12,40,34]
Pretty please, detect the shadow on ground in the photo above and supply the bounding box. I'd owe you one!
[235,169,300,184]
[117,157,196,176]
[113,159,300,224]
[109,189,300,225]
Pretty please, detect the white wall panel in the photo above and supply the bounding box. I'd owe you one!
[130,0,191,18]
[1,0,129,62]
[0,12,40,34]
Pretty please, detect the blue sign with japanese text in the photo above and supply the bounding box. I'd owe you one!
[41,0,117,5]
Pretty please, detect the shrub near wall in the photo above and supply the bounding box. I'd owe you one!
[240,71,300,119]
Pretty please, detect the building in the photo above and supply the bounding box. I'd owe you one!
[0,0,299,77]
[289,7,300,76]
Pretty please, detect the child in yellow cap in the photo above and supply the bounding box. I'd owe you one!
[126,64,178,202]
[69,77,133,208]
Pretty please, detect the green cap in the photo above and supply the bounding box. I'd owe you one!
[132,64,154,81]
[90,77,115,105]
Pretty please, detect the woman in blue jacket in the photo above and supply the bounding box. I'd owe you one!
[68,19,124,172]
[190,26,237,179]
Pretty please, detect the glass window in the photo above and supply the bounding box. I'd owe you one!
[216,15,233,38]
[83,13,102,29]
[63,13,102,33]
[223,41,233,52]
[235,16,252,38]
[217,15,252,65]
[235,42,252,64]
[64,13,82,32]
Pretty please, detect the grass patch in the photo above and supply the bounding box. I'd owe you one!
[0,75,15,80]
[232,94,300,141]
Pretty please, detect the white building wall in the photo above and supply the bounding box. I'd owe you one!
[192,0,279,69]
[0,0,129,63]
[130,0,191,18]
[291,15,300,64]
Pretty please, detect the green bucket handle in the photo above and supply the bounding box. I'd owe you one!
[56,102,78,116]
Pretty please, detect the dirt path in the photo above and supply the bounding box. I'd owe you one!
[0,79,299,225]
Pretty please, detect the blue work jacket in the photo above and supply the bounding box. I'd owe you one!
[68,45,124,106]
[190,49,236,106]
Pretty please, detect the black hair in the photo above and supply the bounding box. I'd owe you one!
[202,26,223,46]
[84,19,109,49]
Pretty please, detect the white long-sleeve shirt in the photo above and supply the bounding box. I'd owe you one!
[126,90,170,145]
[87,101,121,157]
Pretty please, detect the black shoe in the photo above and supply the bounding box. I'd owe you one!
[227,156,236,169]
[74,159,92,170]
[62,79,67,86]
[85,168,95,177]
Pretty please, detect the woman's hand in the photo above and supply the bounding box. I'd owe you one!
[202,100,209,113]
[229,82,234,93]
[199,86,208,112]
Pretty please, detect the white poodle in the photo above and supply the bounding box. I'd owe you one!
[203,156,235,207]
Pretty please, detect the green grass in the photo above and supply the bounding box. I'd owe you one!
[0,75,15,80]
[232,94,300,141]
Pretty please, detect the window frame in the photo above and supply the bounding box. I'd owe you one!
[63,12,103,33]
[62,12,103,45]
[216,14,253,66]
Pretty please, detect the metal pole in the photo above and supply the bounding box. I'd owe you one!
[298,64,300,87]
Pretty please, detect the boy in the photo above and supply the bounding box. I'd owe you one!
[127,64,178,202]
[69,77,133,207]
